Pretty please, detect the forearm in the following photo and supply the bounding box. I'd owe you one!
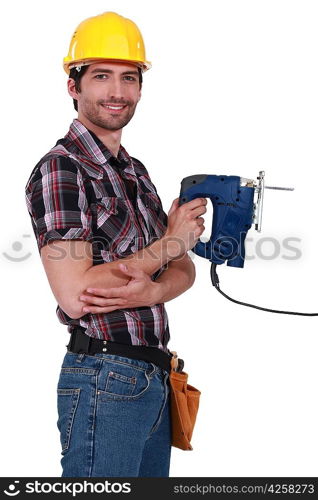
[82,234,179,290]
[155,253,196,303]
[69,250,195,319]
[63,235,179,318]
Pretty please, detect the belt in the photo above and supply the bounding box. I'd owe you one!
[67,327,178,374]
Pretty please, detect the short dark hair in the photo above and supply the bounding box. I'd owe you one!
[69,65,143,111]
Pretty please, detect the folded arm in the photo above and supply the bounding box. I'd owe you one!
[40,236,182,319]
[78,252,196,315]
[30,157,199,320]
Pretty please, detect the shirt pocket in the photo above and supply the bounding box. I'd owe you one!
[95,197,118,228]
[139,192,168,240]
[94,196,138,257]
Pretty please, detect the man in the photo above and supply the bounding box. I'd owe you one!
[25,11,207,477]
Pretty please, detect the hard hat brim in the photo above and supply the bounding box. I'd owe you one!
[64,57,152,75]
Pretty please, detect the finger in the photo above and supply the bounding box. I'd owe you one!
[196,216,205,226]
[186,198,208,209]
[81,295,127,306]
[82,305,125,314]
[195,225,205,236]
[190,205,207,218]
[85,287,127,297]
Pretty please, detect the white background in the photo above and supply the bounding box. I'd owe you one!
[1,0,318,477]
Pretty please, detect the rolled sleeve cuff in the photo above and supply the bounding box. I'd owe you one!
[37,227,94,252]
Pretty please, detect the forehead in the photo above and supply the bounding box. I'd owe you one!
[87,61,139,73]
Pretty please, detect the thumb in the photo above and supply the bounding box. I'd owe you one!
[168,197,180,216]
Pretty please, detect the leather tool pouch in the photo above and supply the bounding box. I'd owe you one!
[169,351,201,450]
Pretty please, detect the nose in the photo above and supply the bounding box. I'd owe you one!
[107,76,125,101]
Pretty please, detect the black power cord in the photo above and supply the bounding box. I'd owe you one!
[210,263,318,316]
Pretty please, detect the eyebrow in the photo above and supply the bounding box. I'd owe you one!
[90,68,139,76]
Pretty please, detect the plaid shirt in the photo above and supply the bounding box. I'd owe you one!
[25,118,170,352]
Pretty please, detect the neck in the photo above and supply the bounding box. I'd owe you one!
[77,114,122,158]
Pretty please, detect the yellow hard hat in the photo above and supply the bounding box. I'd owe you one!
[63,11,151,74]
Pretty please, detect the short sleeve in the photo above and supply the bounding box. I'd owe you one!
[25,156,93,253]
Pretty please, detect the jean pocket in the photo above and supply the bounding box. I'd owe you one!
[98,363,152,401]
[105,370,137,396]
[57,388,81,451]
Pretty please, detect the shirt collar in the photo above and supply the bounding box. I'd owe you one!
[66,118,134,173]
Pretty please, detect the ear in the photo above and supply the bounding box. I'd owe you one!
[67,78,79,101]
[137,88,142,102]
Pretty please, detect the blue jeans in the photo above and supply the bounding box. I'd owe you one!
[57,351,172,477]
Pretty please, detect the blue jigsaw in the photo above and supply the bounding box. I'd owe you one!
[179,171,292,268]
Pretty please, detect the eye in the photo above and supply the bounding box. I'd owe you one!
[94,74,108,79]
[123,76,136,81]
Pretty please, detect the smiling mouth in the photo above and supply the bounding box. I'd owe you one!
[101,104,127,113]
